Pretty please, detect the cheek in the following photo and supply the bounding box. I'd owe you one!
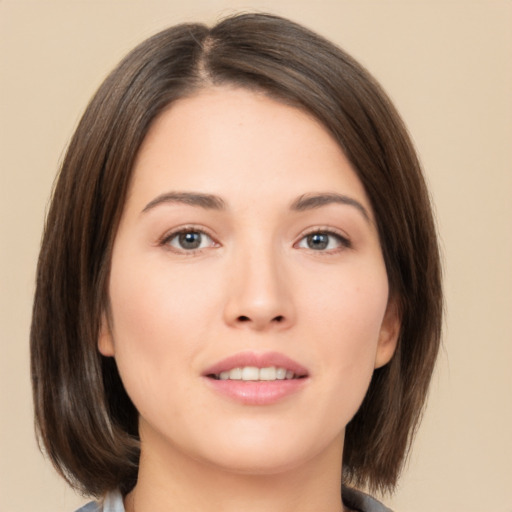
[304,259,389,350]
[106,253,221,411]
[109,249,220,346]
[302,263,389,416]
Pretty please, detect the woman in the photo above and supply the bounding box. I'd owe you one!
[31,13,442,512]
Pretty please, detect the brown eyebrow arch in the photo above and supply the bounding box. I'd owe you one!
[290,193,371,222]
[142,192,226,213]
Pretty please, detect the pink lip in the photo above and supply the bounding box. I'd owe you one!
[203,351,309,377]
[202,351,309,406]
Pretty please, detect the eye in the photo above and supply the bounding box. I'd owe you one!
[297,231,350,251]
[163,229,216,252]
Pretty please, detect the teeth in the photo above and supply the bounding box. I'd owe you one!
[229,367,242,380]
[215,366,297,381]
[259,367,276,380]
[276,368,287,380]
[242,366,259,381]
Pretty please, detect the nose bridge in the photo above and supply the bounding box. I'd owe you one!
[224,232,294,330]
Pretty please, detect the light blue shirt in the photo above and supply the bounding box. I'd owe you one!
[75,487,392,512]
[75,490,124,512]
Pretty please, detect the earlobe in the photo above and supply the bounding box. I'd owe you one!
[98,313,115,357]
[374,298,401,369]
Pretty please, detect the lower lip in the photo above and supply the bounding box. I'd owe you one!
[204,378,308,405]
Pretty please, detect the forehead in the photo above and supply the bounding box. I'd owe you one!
[128,86,372,215]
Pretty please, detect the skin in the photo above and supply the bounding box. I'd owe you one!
[99,87,400,512]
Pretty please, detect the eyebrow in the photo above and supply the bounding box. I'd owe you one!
[142,192,226,213]
[141,190,371,223]
[290,193,371,222]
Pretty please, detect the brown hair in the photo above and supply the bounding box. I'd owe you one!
[31,12,442,497]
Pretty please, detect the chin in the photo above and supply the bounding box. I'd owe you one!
[192,424,343,477]
[202,447,313,476]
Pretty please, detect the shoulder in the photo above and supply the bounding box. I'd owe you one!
[74,502,101,512]
[75,488,390,512]
[74,490,125,512]
[342,486,394,512]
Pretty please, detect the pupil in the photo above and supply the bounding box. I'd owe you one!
[179,232,201,249]
[308,233,328,250]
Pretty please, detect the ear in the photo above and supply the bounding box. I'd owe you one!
[98,312,115,357]
[374,298,401,369]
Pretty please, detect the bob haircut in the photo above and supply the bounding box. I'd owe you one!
[31,12,442,498]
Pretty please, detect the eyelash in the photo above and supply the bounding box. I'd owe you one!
[295,228,352,253]
[159,227,351,255]
[159,226,218,255]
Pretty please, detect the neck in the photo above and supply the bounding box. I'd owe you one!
[125,436,347,512]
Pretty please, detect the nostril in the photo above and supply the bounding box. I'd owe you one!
[236,315,284,323]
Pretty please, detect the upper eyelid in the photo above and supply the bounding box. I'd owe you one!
[156,224,351,247]
[295,227,352,250]
[159,225,218,245]
[298,226,350,241]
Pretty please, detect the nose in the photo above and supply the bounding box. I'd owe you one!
[223,243,295,332]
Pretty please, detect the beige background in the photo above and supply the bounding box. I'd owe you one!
[1,1,511,511]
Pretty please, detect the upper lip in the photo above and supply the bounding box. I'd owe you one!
[203,351,309,377]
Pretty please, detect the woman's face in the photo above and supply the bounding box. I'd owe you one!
[99,87,399,475]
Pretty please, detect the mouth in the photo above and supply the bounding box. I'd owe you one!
[203,352,309,405]
[208,366,306,381]
[203,351,309,381]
